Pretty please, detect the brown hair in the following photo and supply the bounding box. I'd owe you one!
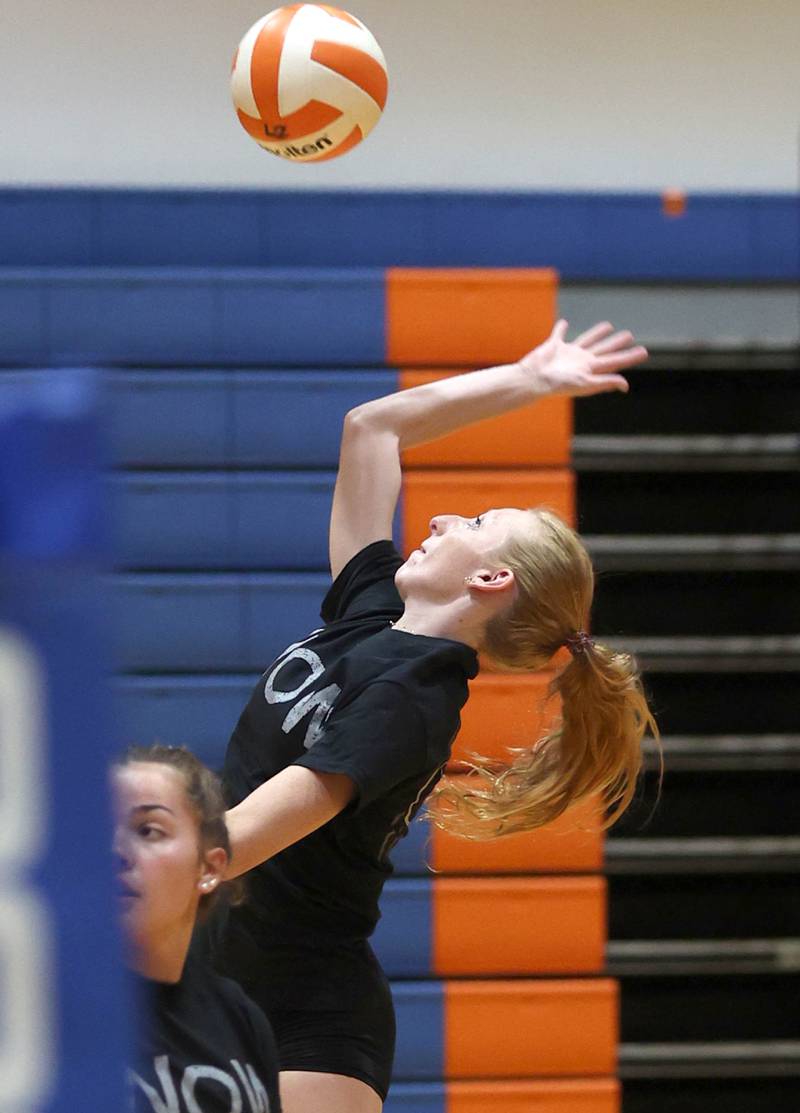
[428,509,660,838]
[116,744,240,912]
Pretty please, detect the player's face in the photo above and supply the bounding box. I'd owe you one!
[112,763,209,954]
[396,507,533,603]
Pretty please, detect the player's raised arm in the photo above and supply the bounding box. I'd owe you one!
[328,320,647,578]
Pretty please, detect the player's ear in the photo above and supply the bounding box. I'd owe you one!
[466,567,515,595]
[198,846,227,895]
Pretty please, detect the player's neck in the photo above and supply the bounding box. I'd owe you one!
[128,926,192,985]
[392,600,482,648]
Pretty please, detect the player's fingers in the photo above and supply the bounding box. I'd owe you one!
[584,374,629,395]
[574,321,615,347]
[550,318,569,342]
[593,345,649,372]
[590,329,635,355]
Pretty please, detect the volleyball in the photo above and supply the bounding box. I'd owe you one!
[231,4,388,163]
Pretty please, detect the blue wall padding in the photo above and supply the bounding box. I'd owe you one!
[112,472,337,570]
[389,812,430,876]
[371,880,433,977]
[0,370,106,559]
[0,371,130,1110]
[1,188,797,279]
[587,196,760,280]
[113,472,403,570]
[110,371,235,467]
[384,1084,445,1113]
[0,268,386,367]
[113,573,329,671]
[230,370,395,466]
[109,370,397,467]
[392,982,445,1080]
[753,197,800,280]
[114,675,257,764]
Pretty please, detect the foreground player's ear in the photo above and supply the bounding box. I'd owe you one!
[465,568,515,594]
[198,847,227,895]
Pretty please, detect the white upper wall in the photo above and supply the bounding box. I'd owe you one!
[2,0,798,190]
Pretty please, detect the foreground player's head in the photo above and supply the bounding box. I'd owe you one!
[412,507,659,838]
[112,745,231,981]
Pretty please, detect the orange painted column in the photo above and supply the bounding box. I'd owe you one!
[387,268,616,1110]
[447,1079,620,1113]
[386,267,558,367]
[444,980,618,1078]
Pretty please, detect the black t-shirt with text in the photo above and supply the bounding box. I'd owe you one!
[222,541,479,944]
[128,957,281,1113]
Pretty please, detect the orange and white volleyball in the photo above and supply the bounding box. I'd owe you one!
[231,5,388,163]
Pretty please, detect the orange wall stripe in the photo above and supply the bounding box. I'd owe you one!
[453,670,558,766]
[402,469,575,556]
[399,371,572,467]
[447,1078,620,1113]
[430,792,604,874]
[432,876,606,976]
[444,979,618,1077]
[387,268,558,367]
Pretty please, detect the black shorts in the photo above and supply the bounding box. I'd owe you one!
[209,907,396,1101]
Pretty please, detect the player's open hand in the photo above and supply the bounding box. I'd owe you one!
[519,320,648,398]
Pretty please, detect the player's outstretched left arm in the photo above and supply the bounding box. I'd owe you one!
[328,320,647,579]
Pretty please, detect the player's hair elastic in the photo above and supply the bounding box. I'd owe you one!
[564,630,594,657]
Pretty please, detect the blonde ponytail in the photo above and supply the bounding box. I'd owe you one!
[428,640,658,839]
[427,509,660,839]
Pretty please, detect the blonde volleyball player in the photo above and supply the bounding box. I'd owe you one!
[113,745,282,1113]
[214,320,657,1113]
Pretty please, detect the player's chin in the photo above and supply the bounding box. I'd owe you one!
[394,558,421,596]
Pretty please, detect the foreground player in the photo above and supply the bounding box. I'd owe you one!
[216,320,658,1113]
[113,745,282,1112]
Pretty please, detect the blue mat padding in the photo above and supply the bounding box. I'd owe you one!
[372,880,433,977]
[392,982,445,1080]
[384,1084,445,1113]
[1,188,797,279]
[112,472,337,569]
[114,674,257,764]
[389,812,431,876]
[0,268,386,367]
[113,573,329,672]
[109,369,397,467]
